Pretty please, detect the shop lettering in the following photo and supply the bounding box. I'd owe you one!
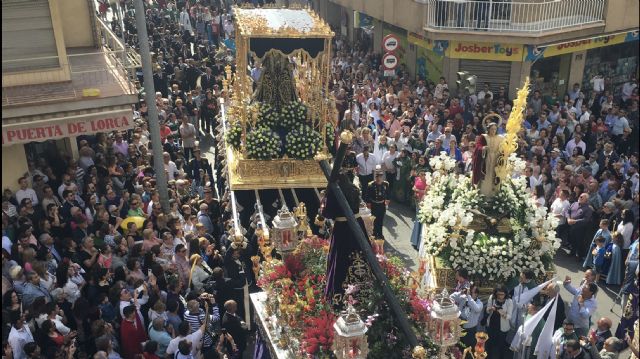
[3,116,131,145]
[453,43,519,56]
[555,36,611,50]
[4,125,64,143]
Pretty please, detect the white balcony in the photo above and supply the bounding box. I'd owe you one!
[422,0,606,33]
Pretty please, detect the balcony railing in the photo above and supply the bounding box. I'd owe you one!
[2,17,140,107]
[423,0,606,33]
[2,51,137,107]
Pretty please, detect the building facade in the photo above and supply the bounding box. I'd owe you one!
[312,0,639,99]
[1,0,139,191]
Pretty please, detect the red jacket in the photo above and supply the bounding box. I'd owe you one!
[120,313,148,359]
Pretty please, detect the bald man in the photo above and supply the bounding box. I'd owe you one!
[594,317,613,351]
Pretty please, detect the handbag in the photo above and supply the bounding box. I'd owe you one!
[479,300,492,327]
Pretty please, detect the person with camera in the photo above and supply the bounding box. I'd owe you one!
[183,295,219,358]
[451,283,483,348]
[485,286,513,359]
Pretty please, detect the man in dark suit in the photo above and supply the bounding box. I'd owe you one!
[222,300,248,356]
[187,148,213,187]
[200,67,215,92]
[206,267,232,313]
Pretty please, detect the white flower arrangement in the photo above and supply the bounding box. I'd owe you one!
[418,154,559,282]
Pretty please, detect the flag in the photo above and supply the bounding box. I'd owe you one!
[514,278,556,307]
[510,295,555,351]
[535,294,559,359]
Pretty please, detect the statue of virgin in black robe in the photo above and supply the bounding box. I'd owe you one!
[323,173,371,303]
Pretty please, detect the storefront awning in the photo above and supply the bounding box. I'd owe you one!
[2,107,133,146]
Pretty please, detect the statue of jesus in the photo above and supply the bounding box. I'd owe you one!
[472,117,504,198]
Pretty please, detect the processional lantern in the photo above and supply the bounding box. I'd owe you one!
[429,288,462,355]
[332,303,369,359]
[271,205,298,254]
[358,201,374,239]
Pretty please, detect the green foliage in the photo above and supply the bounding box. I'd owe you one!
[280,101,308,129]
[226,122,243,150]
[246,127,282,160]
[285,124,322,159]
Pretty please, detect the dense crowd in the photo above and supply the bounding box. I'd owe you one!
[328,30,639,359]
[1,1,639,359]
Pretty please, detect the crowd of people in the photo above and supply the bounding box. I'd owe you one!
[328,27,639,359]
[1,0,639,359]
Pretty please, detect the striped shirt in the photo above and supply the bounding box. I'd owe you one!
[183,307,219,348]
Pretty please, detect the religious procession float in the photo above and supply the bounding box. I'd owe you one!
[218,4,558,359]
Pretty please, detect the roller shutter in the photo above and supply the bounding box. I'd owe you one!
[458,59,511,93]
[2,0,59,72]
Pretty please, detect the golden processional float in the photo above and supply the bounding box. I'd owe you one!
[221,4,335,191]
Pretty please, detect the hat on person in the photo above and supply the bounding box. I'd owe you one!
[374,165,384,177]
[10,266,23,280]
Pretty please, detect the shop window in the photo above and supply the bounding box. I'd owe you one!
[530,56,562,96]
[582,42,639,94]
[1,0,59,72]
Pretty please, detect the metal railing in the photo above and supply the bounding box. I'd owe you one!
[423,0,606,33]
[2,18,141,106]
[95,17,141,72]
[2,51,136,106]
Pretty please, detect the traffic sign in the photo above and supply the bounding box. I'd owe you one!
[382,52,398,69]
[382,34,399,52]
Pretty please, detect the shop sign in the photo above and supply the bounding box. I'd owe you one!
[408,32,431,49]
[524,31,640,61]
[383,34,400,52]
[383,69,396,77]
[353,11,373,29]
[2,111,133,146]
[382,53,398,69]
[447,41,523,61]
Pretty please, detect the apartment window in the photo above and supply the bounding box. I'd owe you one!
[2,0,59,72]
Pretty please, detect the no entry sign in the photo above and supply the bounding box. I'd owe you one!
[382,52,398,69]
[382,34,399,52]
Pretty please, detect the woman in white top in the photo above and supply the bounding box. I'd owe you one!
[188,254,212,292]
[36,302,71,335]
[618,209,635,250]
[485,286,513,358]
[56,262,82,304]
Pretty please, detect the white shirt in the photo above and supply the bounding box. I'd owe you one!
[591,76,605,92]
[550,198,570,225]
[8,326,34,359]
[166,329,204,356]
[179,11,192,32]
[618,222,634,249]
[164,161,178,181]
[579,110,591,125]
[355,153,377,176]
[381,151,399,173]
[15,188,38,206]
[36,314,71,335]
